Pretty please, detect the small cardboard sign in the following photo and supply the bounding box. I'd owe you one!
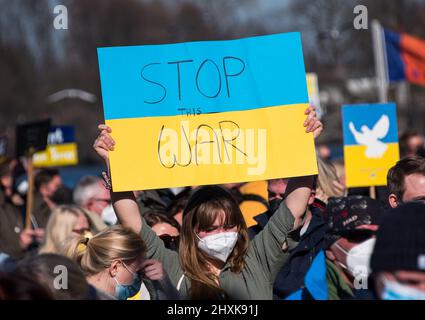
[16,119,51,157]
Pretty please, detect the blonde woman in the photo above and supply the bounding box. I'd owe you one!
[65,225,179,300]
[316,157,346,204]
[39,205,92,254]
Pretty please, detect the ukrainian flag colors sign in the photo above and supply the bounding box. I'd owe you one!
[33,126,78,167]
[342,103,399,188]
[97,32,318,191]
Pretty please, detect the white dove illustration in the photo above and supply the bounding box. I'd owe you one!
[348,115,390,159]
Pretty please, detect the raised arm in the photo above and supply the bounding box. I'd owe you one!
[285,105,322,228]
[284,175,315,229]
[111,191,142,234]
[93,126,182,282]
[93,125,142,234]
[247,106,322,281]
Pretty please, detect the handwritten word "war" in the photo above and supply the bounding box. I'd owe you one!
[158,120,266,176]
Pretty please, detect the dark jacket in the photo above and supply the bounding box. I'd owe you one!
[32,192,52,229]
[248,199,328,299]
[0,188,25,260]
[353,278,379,300]
[137,188,190,216]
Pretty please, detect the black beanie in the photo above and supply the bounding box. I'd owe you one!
[370,202,425,273]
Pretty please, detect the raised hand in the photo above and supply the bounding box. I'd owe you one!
[93,124,115,163]
[304,106,323,139]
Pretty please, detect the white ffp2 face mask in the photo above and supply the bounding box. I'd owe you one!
[196,231,238,263]
[334,238,376,277]
[101,204,118,225]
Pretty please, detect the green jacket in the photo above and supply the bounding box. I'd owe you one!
[140,201,299,299]
[326,259,354,300]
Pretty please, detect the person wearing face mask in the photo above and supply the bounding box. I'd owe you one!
[73,175,112,231]
[324,195,384,300]
[246,178,289,239]
[65,225,179,300]
[360,202,425,300]
[247,175,328,300]
[93,105,323,300]
[33,168,63,229]
[0,159,31,260]
[221,181,270,229]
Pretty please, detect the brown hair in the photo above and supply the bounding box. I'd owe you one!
[144,210,180,232]
[179,185,248,300]
[34,168,60,191]
[65,225,146,276]
[399,130,423,157]
[16,254,91,300]
[387,156,425,199]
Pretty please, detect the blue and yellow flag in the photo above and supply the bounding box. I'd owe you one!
[97,32,318,191]
[342,103,399,188]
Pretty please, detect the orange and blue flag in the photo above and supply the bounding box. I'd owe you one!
[384,29,425,87]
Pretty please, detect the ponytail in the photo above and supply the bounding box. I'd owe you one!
[64,235,91,269]
[64,225,146,276]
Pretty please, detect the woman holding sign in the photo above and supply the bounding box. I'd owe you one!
[93,106,322,300]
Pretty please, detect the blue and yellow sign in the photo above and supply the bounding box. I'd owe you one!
[342,103,399,187]
[98,32,318,191]
[33,126,78,167]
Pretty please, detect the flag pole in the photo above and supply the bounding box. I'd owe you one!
[370,20,389,199]
[25,149,35,229]
[372,20,389,103]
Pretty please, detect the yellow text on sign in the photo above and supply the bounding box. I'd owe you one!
[344,143,399,187]
[106,104,318,191]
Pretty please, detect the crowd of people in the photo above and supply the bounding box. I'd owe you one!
[1,108,425,300]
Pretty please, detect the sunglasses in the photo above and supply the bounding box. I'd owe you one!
[268,190,285,200]
[92,198,112,205]
[159,234,179,248]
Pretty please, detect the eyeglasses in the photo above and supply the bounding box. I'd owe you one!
[92,198,112,204]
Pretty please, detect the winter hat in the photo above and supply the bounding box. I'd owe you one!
[371,201,425,273]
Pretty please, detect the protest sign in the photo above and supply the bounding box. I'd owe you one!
[16,119,51,158]
[306,73,324,119]
[98,32,318,191]
[15,119,51,229]
[342,103,399,187]
[33,126,78,167]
